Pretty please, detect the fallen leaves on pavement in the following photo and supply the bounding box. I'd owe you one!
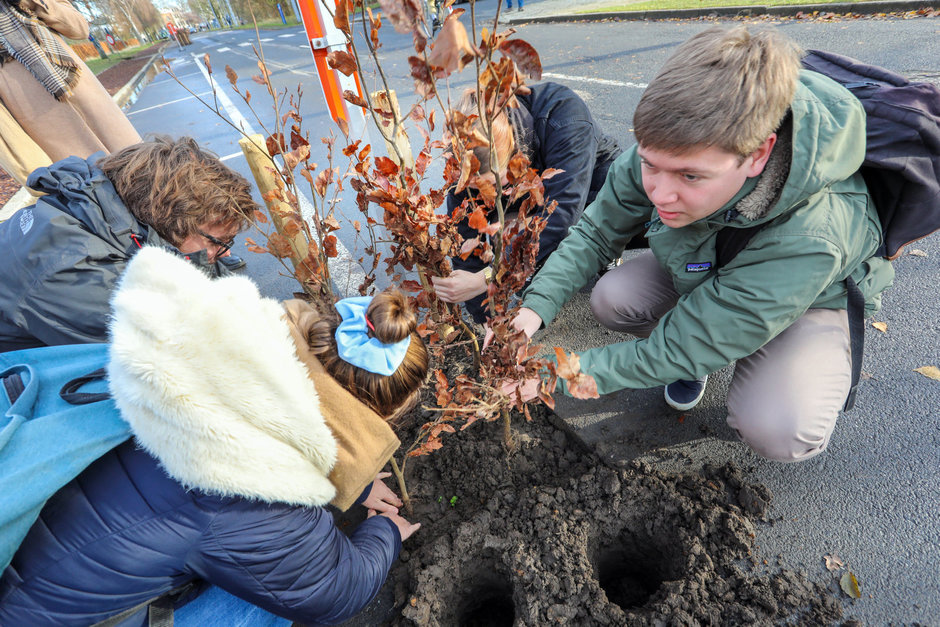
[914,366,940,381]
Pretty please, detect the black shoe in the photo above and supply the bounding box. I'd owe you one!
[219,254,247,271]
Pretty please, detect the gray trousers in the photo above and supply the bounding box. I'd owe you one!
[590,251,851,462]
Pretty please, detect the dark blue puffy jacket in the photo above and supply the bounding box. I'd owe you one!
[0,441,400,626]
[447,81,623,322]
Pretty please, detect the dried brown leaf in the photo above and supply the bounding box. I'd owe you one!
[467,208,489,232]
[327,50,358,76]
[498,39,542,80]
[823,554,845,572]
[426,15,478,77]
[323,234,339,258]
[333,0,350,34]
[343,89,367,108]
[871,320,888,333]
[914,365,940,381]
[840,571,861,598]
[267,232,293,258]
[266,133,286,156]
[224,64,237,86]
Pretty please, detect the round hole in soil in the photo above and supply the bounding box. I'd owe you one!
[456,565,515,627]
[594,529,686,611]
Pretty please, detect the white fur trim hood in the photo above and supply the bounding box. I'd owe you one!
[107,247,338,507]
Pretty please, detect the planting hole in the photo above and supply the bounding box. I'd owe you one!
[594,529,685,610]
[457,568,515,626]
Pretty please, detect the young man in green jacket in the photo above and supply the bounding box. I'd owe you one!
[508,25,894,462]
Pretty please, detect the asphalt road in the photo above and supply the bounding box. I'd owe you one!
[123,7,939,623]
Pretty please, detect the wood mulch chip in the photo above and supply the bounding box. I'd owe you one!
[95,42,166,94]
[0,168,19,208]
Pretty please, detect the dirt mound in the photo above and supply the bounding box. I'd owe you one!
[369,407,842,626]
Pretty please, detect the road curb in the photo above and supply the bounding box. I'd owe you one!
[112,42,172,110]
[504,0,936,23]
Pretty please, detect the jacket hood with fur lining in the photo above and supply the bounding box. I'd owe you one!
[107,246,338,507]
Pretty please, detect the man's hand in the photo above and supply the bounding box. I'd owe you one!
[431,270,487,303]
[483,306,543,349]
[500,376,541,402]
[361,472,402,515]
[369,509,421,542]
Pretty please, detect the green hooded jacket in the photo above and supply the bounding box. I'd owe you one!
[522,71,895,396]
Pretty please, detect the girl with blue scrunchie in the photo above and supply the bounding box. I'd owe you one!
[0,247,429,626]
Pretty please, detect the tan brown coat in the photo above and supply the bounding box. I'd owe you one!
[0,0,140,186]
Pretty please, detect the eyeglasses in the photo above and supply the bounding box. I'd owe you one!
[198,230,235,256]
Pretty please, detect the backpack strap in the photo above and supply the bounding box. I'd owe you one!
[842,277,865,412]
[2,370,25,405]
[91,582,195,627]
[715,224,865,412]
[714,223,763,270]
[59,368,110,405]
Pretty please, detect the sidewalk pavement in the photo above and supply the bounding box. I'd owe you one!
[502,0,936,23]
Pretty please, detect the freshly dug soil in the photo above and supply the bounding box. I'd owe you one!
[358,397,843,626]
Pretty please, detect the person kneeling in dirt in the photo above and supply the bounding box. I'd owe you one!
[504,26,894,462]
[431,82,623,324]
[0,136,255,353]
[0,246,426,625]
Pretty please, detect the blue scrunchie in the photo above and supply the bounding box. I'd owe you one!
[334,297,410,376]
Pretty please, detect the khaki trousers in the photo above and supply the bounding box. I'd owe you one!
[590,251,851,462]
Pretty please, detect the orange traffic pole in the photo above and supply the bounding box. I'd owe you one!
[296,0,367,140]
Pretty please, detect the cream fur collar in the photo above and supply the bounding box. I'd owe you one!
[107,247,337,506]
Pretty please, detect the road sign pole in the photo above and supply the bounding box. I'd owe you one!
[296,0,368,143]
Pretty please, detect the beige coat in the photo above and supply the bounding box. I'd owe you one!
[0,0,140,186]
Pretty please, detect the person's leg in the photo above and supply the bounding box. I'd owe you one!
[727,308,851,462]
[590,250,679,338]
[175,585,292,627]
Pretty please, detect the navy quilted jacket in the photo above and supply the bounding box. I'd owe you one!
[0,441,401,626]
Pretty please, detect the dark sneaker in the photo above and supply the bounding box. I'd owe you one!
[664,375,708,411]
[219,254,247,271]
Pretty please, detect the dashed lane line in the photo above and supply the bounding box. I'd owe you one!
[542,72,647,90]
[127,91,215,115]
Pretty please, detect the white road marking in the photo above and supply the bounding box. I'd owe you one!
[542,72,647,90]
[277,33,297,38]
[216,46,231,52]
[223,47,317,77]
[220,151,243,161]
[190,52,364,296]
[127,91,215,115]
[238,42,252,47]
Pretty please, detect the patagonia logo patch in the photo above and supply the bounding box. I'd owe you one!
[686,262,712,273]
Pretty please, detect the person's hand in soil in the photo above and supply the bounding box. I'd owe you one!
[361,472,402,515]
[369,509,421,541]
[430,270,487,303]
[483,306,543,349]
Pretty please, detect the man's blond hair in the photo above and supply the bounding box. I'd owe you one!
[634,25,802,158]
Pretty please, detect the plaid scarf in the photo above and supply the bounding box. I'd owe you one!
[0,0,80,99]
